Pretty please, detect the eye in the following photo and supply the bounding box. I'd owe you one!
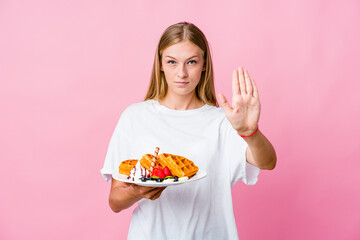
[167,60,176,65]
[188,60,197,64]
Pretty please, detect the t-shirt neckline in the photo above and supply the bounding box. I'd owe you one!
[151,100,213,115]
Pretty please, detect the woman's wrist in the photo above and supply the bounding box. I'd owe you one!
[237,125,259,138]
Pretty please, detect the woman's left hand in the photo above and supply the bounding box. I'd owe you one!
[218,66,261,136]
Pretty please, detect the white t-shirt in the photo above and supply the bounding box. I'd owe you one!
[101,100,260,240]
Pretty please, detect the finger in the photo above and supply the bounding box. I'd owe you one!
[142,187,161,199]
[217,93,232,115]
[251,78,259,99]
[238,66,246,95]
[244,70,253,96]
[150,191,162,200]
[122,182,139,189]
[232,70,240,96]
[150,187,166,200]
[122,182,132,188]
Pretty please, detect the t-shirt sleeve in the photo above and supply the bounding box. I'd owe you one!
[100,111,132,182]
[221,119,260,187]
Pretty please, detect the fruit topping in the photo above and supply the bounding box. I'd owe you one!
[163,166,172,177]
[151,167,160,177]
[134,165,179,183]
[153,168,166,179]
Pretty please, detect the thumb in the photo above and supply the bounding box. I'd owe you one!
[217,93,231,115]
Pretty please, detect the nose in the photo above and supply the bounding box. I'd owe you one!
[177,64,188,79]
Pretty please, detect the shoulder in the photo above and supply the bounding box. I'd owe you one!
[203,105,227,121]
[124,100,154,111]
[113,101,155,133]
[121,100,155,117]
[206,106,237,133]
[209,105,225,115]
[114,100,153,126]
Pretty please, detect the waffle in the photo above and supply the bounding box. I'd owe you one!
[139,154,156,171]
[140,153,198,178]
[118,159,138,175]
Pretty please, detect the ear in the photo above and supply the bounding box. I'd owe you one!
[160,65,163,71]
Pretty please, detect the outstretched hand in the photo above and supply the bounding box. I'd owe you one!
[218,66,261,136]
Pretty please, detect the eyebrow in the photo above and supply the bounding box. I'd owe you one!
[164,55,199,60]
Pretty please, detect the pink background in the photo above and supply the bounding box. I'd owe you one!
[1,0,359,239]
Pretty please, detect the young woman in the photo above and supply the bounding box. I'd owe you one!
[101,22,276,239]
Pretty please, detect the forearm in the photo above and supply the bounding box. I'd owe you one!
[241,130,277,170]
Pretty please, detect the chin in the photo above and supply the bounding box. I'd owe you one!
[174,89,196,96]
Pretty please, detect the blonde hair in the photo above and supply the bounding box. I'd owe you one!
[144,22,218,106]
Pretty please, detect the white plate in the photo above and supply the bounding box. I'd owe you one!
[112,169,207,187]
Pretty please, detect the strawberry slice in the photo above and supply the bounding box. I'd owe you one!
[155,168,166,179]
[163,166,172,177]
[151,167,160,177]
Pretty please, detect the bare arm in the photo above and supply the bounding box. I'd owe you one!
[109,178,166,213]
[244,130,276,170]
[218,66,276,170]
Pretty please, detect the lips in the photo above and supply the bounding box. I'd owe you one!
[174,82,189,86]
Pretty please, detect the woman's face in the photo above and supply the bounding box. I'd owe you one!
[161,40,205,98]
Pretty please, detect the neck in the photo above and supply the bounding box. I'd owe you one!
[159,93,204,110]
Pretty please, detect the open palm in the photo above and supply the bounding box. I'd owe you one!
[218,66,261,136]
